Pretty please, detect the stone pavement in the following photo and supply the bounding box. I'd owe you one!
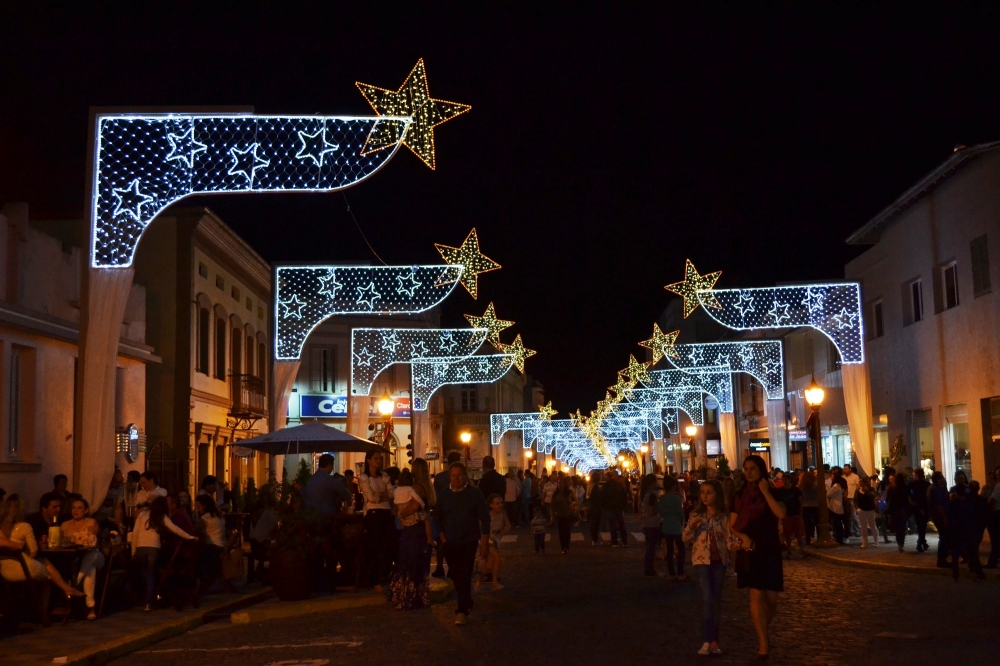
[116,515,1000,666]
[806,531,999,579]
[0,586,269,664]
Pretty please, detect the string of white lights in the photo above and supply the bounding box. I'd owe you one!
[410,354,514,410]
[274,265,464,360]
[696,283,864,364]
[667,341,785,400]
[91,114,412,267]
[644,367,734,413]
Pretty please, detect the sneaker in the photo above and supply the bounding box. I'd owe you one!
[698,642,711,656]
[860,543,867,549]
[454,612,467,625]
[710,643,722,655]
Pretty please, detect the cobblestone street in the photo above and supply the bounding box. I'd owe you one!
[126,518,1000,666]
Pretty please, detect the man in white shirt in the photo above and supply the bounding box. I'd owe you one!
[136,471,167,509]
[843,464,861,538]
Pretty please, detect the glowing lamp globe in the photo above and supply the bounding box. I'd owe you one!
[377,391,395,417]
[561,465,569,473]
[524,450,533,459]
[685,425,698,438]
[805,378,825,408]
[617,454,625,462]
[640,444,649,454]
[459,431,472,444]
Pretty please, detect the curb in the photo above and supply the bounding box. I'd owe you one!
[804,548,1000,580]
[57,588,273,666]
[231,579,455,624]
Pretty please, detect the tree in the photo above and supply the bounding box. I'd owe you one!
[716,453,731,477]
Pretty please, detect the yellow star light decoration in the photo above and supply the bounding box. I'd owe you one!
[639,323,680,364]
[538,401,557,420]
[622,354,652,385]
[609,373,636,399]
[464,302,514,349]
[664,259,722,318]
[356,58,471,170]
[569,408,583,426]
[498,334,536,373]
[435,228,501,299]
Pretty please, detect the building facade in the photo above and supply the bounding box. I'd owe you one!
[846,142,1000,483]
[0,203,155,504]
[135,207,272,496]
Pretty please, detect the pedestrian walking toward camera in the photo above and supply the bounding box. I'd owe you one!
[435,463,490,625]
[886,473,911,552]
[552,477,578,554]
[826,471,845,545]
[779,473,805,557]
[640,475,662,576]
[855,476,878,548]
[587,471,605,545]
[730,455,786,660]
[909,468,931,552]
[530,505,547,553]
[659,476,687,580]
[682,479,732,657]
[799,471,818,545]
[605,472,629,546]
[948,471,985,581]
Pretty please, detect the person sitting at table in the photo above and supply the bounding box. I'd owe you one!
[27,492,65,541]
[62,497,104,619]
[132,496,196,611]
[0,494,84,599]
[194,495,231,597]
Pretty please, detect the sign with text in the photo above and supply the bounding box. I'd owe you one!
[788,429,809,441]
[300,395,411,418]
[749,438,770,453]
[706,438,721,456]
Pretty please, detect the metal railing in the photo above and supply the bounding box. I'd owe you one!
[229,373,266,418]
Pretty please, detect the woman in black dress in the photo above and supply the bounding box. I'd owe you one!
[729,455,786,660]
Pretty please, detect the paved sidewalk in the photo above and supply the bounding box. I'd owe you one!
[0,586,271,665]
[805,532,998,579]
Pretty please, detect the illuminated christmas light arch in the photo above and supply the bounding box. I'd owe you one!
[643,367,734,414]
[410,354,514,410]
[667,341,784,400]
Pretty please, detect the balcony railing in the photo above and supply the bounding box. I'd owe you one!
[228,373,266,428]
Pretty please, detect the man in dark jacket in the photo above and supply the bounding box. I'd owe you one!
[604,472,628,546]
[909,468,931,552]
[435,463,490,625]
[477,456,506,501]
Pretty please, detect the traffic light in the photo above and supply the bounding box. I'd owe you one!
[406,433,414,463]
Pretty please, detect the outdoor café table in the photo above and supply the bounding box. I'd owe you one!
[38,544,85,622]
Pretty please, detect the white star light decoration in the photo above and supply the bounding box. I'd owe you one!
[643,368,735,414]
[274,265,463,360]
[350,328,487,396]
[91,113,413,267]
[669,341,785,400]
[697,283,864,364]
[410,354,514,411]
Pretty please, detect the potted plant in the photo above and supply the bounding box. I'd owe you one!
[269,507,322,601]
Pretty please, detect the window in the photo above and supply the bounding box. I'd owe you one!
[310,347,336,393]
[197,307,210,374]
[872,300,884,338]
[908,408,934,474]
[231,286,240,301]
[245,335,254,379]
[258,342,266,382]
[231,328,242,376]
[215,276,224,290]
[245,297,252,311]
[257,306,264,320]
[910,279,924,323]
[198,263,208,278]
[214,318,227,379]
[971,234,991,297]
[941,403,971,482]
[942,262,959,310]
[461,388,477,412]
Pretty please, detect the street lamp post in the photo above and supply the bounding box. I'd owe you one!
[805,377,836,548]
[524,448,534,473]
[377,391,394,464]
[640,443,649,475]
[685,425,698,473]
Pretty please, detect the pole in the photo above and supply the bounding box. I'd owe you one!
[810,408,836,548]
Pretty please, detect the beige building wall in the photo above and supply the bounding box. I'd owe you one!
[846,145,1000,483]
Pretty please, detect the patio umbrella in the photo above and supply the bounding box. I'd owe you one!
[234,421,388,456]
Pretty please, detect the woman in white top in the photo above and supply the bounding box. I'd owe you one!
[61,497,104,618]
[132,496,196,610]
[194,495,229,597]
[358,450,394,590]
[0,494,84,600]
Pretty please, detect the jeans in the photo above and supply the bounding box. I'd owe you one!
[857,510,877,545]
[830,511,845,544]
[935,522,950,567]
[557,517,573,551]
[663,534,685,576]
[134,546,159,606]
[692,562,726,643]
[534,532,545,552]
[914,510,929,549]
[589,508,603,543]
[609,511,628,545]
[443,541,478,614]
[522,498,532,525]
[77,549,105,606]
[950,532,984,580]
[643,528,661,574]
[844,499,858,536]
[802,506,819,544]
[505,501,519,528]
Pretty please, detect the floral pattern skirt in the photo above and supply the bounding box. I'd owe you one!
[386,523,431,610]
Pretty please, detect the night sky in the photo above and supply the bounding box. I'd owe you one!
[4,5,1000,413]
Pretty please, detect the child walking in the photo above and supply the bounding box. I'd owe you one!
[530,504,547,554]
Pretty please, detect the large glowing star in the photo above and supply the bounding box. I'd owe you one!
[696,283,864,364]
[639,323,680,364]
[274,265,464,360]
[664,259,722,318]
[90,113,414,267]
[435,228,501,299]
[356,58,471,170]
[623,354,652,385]
[464,302,514,349]
[498,334,536,373]
[539,402,558,420]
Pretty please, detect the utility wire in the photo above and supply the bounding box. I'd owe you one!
[342,193,387,265]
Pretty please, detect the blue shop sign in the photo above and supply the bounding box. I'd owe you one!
[300,395,348,417]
